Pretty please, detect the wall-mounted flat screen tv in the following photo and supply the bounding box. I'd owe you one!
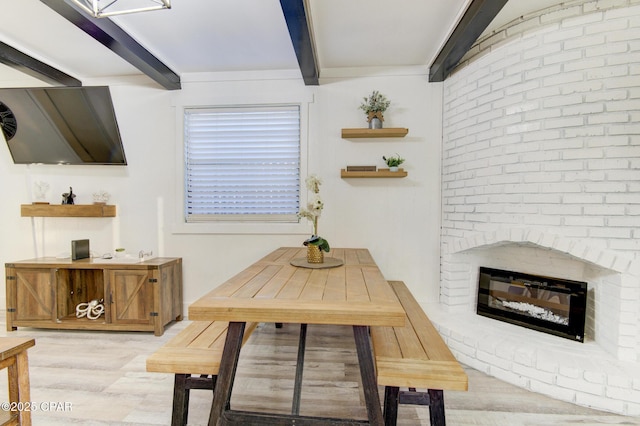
[0,86,127,165]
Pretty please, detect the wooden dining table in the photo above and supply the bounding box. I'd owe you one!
[189,246,406,426]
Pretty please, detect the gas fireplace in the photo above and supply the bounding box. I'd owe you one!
[477,267,587,342]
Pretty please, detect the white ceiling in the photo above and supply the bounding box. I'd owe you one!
[0,0,565,88]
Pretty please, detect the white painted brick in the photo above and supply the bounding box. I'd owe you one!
[544,116,585,129]
[490,365,530,388]
[540,5,583,25]
[512,363,555,384]
[588,112,630,124]
[523,108,562,122]
[558,375,605,395]
[585,89,627,102]
[562,10,604,28]
[584,370,606,384]
[530,379,577,402]
[544,26,584,44]
[575,392,626,413]
[586,41,630,57]
[583,205,625,215]
[626,401,640,416]
[585,16,628,35]
[563,103,605,117]
[564,125,606,137]
[543,70,585,86]
[606,386,640,403]
[564,170,606,181]
[562,148,604,159]
[566,34,608,51]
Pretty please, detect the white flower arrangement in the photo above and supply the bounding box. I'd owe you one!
[298,175,330,252]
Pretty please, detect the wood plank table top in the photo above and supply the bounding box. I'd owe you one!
[188,247,406,328]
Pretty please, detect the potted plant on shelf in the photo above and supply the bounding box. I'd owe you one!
[383,154,405,172]
[359,90,391,129]
[298,175,330,263]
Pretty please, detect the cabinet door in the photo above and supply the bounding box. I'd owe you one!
[108,270,153,325]
[12,268,56,322]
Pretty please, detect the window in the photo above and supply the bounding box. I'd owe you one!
[184,105,300,223]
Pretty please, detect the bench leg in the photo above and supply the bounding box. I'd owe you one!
[208,321,245,426]
[172,374,189,426]
[383,386,399,426]
[428,389,445,426]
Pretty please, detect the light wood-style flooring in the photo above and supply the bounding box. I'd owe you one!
[0,319,638,425]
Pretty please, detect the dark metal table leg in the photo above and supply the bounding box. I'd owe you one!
[292,323,308,415]
[208,321,246,426]
[353,326,384,426]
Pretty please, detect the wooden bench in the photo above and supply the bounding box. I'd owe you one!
[371,281,468,426]
[146,321,257,426]
[0,337,35,426]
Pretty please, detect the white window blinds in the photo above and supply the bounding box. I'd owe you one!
[184,105,301,222]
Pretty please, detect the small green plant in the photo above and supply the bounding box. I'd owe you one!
[383,154,405,167]
[359,90,391,114]
[303,235,330,252]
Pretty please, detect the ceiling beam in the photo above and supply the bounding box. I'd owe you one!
[429,0,508,82]
[0,41,81,86]
[279,0,319,86]
[40,0,181,90]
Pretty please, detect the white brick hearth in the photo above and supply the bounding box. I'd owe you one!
[433,0,640,415]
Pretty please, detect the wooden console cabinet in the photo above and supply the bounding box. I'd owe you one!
[5,257,182,336]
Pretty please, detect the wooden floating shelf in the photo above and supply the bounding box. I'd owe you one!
[21,204,116,218]
[341,168,408,178]
[341,128,409,138]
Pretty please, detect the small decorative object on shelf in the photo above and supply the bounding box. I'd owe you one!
[33,181,50,204]
[359,90,391,129]
[75,299,105,320]
[298,175,330,264]
[383,154,405,172]
[346,165,377,172]
[61,187,76,205]
[92,189,110,204]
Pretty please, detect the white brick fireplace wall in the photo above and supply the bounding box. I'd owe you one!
[432,0,640,415]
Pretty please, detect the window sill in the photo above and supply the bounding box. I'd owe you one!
[171,221,310,235]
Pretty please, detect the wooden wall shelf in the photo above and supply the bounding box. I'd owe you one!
[341,168,408,178]
[21,204,116,218]
[341,128,409,138]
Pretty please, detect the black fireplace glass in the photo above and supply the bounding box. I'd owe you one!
[477,267,587,342]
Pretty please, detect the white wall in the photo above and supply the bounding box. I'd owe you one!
[0,69,443,312]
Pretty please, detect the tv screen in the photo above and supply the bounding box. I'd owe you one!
[0,86,127,165]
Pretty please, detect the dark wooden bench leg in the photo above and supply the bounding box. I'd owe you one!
[171,374,217,426]
[172,374,189,426]
[208,321,246,426]
[383,386,399,426]
[428,389,445,426]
